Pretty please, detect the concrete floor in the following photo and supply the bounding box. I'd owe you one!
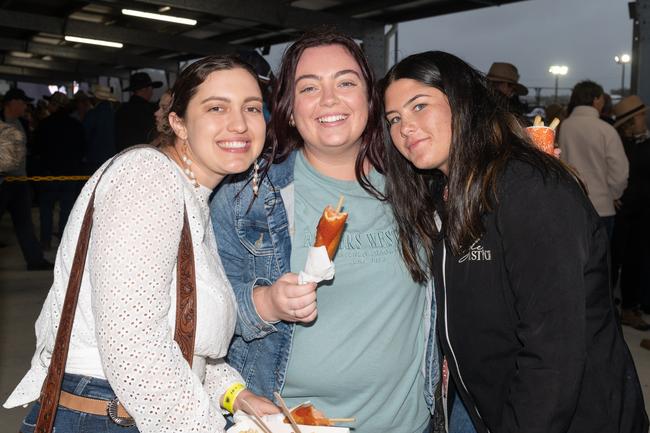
[0,209,649,432]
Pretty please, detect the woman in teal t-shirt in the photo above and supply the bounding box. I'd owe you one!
[211,29,440,433]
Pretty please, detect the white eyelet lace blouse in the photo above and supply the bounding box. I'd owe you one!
[4,147,243,433]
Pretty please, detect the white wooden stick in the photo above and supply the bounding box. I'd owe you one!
[328,418,356,423]
[239,399,274,433]
[274,392,303,433]
[335,195,345,213]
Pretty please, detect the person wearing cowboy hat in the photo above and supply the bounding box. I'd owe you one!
[486,62,529,117]
[115,72,163,151]
[610,95,650,331]
[0,88,52,270]
[71,90,93,122]
[83,84,119,174]
[486,62,528,97]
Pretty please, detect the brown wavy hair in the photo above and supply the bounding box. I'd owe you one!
[269,28,385,194]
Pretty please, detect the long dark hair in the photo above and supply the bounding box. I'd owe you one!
[158,55,276,182]
[382,51,572,283]
[269,28,385,194]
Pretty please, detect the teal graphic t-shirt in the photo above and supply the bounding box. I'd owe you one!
[282,152,430,433]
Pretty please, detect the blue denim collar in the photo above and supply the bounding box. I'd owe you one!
[265,151,297,190]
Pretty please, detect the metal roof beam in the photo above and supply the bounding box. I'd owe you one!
[127,0,382,38]
[1,54,130,79]
[0,37,178,71]
[0,9,241,58]
[370,0,527,23]
[0,73,78,86]
[0,65,98,85]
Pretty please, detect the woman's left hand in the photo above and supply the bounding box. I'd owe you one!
[233,389,281,416]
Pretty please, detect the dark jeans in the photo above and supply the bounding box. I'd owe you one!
[0,181,45,266]
[20,373,140,433]
[612,209,650,309]
[39,181,80,245]
[601,215,615,241]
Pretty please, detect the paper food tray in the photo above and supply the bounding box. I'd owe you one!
[227,413,350,433]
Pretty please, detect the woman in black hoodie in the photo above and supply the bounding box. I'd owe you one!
[382,51,648,433]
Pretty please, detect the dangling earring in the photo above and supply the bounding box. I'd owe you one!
[252,161,260,197]
[180,142,199,188]
[289,115,295,127]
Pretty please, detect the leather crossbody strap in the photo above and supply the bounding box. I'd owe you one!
[35,146,197,433]
[174,210,197,362]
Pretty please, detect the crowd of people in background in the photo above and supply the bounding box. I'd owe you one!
[0,72,163,270]
[0,28,648,433]
[0,58,648,330]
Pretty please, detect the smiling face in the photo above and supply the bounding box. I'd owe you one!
[169,67,265,188]
[384,78,452,174]
[292,44,369,159]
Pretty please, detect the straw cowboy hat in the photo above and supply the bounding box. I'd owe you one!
[486,62,528,96]
[613,94,647,127]
[91,84,118,102]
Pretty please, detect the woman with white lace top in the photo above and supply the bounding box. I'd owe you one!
[4,55,280,433]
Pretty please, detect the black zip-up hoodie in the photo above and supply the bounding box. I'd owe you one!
[433,159,648,433]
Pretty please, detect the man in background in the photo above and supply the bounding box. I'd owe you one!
[559,80,628,240]
[115,72,161,151]
[486,62,529,117]
[0,88,51,270]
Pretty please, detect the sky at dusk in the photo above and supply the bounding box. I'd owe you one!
[267,0,632,100]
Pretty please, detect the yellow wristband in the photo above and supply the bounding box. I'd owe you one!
[222,382,246,414]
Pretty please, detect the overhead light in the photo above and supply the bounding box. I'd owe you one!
[121,8,197,25]
[158,6,171,12]
[615,54,631,64]
[9,51,33,58]
[549,65,568,76]
[64,35,123,48]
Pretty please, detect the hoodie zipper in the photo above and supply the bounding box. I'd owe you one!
[442,243,490,432]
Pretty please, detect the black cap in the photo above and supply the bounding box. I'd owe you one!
[3,88,34,103]
[124,72,163,92]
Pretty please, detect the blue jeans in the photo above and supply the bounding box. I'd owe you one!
[449,393,477,433]
[0,181,45,266]
[20,374,140,433]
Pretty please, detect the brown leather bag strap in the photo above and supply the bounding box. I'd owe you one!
[35,189,96,433]
[35,147,197,433]
[175,207,197,366]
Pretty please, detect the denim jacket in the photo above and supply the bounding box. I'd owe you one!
[210,151,440,413]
